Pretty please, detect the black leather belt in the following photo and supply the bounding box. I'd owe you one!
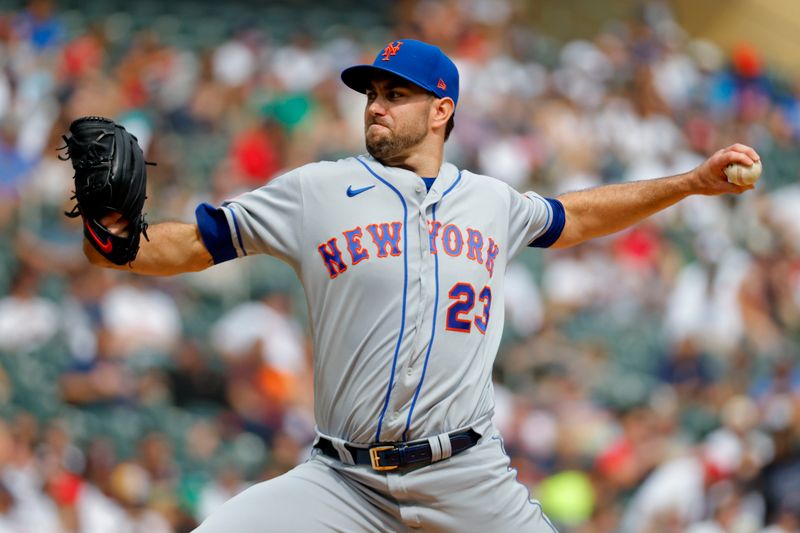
[315,429,481,471]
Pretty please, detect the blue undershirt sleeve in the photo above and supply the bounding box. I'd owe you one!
[195,202,238,264]
[529,198,565,248]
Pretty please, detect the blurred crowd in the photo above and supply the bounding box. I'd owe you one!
[0,0,799,531]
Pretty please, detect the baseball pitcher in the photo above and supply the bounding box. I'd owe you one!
[66,39,760,532]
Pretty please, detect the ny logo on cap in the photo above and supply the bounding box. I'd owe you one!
[381,41,403,61]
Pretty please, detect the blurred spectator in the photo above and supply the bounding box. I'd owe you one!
[751,355,800,409]
[166,342,228,409]
[59,26,105,81]
[228,118,285,186]
[0,122,35,205]
[712,395,775,480]
[619,433,743,533]
[212,33,257,90]
[59,327,137,406]
[1,414,62,532]
[656,336,716,396]
[39,421,84,532]
[186,51,229,131]
[664,241,751,355]
[108,462,172,533]
[740,248,796,356]
[196,465,248,522]
[137,433,178,488]
[0,481,20,533]
[210,288,307,381]
[503,262,545,338]
[271,34,333,93]
[0,266,60,353]
[100,277,182,357]
[759,425,800,532]
[75,438,122,533]
[13,0,62,52]
[686,481,764,533]
[540,245,607,315]
[183,419,222,466]
[594,406,665,497]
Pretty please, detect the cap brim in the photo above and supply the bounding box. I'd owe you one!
[341,64,435,95]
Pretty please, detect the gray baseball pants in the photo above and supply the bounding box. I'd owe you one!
[193,430,557,532]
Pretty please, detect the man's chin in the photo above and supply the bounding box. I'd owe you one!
[366,141,395,162]
[366,133,395,159]
[366,144,386,161]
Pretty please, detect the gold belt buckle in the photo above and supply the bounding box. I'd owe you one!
[369,445,397,471]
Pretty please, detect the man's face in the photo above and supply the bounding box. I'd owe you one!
[364,75,434,163]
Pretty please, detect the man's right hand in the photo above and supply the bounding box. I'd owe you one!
[83,213,131,268]
[688,143,761,196]
[101,212,131,237]
[84,221,214,276]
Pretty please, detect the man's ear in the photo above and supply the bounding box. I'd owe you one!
[431,97,455,130]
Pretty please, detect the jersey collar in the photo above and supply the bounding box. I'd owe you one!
[357,155,461,203]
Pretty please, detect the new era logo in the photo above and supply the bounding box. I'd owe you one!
[437,78,447,90]
[381,41,403,61]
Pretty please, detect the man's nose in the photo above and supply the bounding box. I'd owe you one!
[367,97,386,115]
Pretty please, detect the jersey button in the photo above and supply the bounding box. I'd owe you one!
[415,185,423,193]
[407,367,413,376]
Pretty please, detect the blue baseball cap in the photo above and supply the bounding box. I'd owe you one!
[341,39,459,107]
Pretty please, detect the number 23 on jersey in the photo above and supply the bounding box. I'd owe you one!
[446,283,492,334]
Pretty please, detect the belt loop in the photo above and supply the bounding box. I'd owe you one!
[437,432,452,460]
[427,436,443,463]
[330,437,355,465]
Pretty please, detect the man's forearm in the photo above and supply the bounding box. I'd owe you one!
[85,222,214,276]
[552,173,693,248]
[550,144,760,249]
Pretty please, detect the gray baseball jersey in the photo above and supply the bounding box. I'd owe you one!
[195,155,563,532]
[197,155,563,445]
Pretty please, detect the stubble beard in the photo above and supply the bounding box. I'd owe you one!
[365,119,428,164]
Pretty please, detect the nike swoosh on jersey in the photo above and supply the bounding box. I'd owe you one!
[84,220,113,253]
[346,184,376,197]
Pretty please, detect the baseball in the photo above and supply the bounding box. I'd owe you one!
[724,160,762,186]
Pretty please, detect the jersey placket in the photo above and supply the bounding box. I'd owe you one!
[399,174,465,441]
[410,184,441,367]
[395,184,442,440]
[373,176,429,441]
[376,178,445,442]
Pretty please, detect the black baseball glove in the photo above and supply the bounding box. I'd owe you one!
[60,116,153,265]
